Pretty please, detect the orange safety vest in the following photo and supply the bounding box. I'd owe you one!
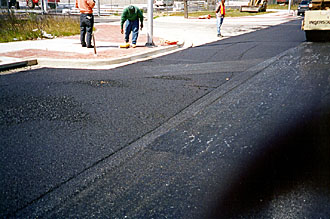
[216,2,225,16]
[220,2,225,16]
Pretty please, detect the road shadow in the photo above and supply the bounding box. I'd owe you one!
[209,107,330,218]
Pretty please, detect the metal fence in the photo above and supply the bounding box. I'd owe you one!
[0,0,300,13]
[0,0,223,10]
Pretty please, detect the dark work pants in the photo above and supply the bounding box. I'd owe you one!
[80,13,94,47]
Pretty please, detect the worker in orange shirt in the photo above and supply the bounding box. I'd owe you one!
[215,0,225,37]
[76,0,95,48]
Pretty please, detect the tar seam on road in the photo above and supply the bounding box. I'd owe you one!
[14,43,303,218]
[238,44,259,60]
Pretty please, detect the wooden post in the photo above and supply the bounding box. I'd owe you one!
[184,0,188,19]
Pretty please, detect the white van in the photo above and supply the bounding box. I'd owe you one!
[154,0,174,7]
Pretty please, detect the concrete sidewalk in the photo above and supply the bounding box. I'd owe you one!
[0,21,183,70]
[0,10,299,70]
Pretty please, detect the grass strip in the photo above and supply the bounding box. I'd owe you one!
[0,12,80,43]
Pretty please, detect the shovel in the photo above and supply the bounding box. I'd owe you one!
[92,33,97,56]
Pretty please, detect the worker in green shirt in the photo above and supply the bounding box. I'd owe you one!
[120,5,144,48]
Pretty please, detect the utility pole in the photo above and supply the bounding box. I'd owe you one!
[6,0,10,14]
[41,0,44,14]
[43,0,48,13]
[184,0,188,19]
[146,0,154,46]
[288,0,292,13]
[97,0,100,16]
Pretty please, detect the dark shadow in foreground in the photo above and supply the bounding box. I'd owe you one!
[209,107,330,218]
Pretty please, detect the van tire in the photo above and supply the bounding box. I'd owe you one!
[305,30,330,42]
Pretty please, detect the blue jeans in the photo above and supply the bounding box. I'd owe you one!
[216,16,224,35]
[125,19,139,44]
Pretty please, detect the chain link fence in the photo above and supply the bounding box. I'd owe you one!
[4,0,280,14]
[0,0,220,12]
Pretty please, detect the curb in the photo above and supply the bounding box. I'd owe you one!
[0,43,184,71]
[37,43,184,69]
[0,59,38,72]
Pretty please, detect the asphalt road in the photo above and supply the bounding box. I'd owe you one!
[1,20,329,218]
